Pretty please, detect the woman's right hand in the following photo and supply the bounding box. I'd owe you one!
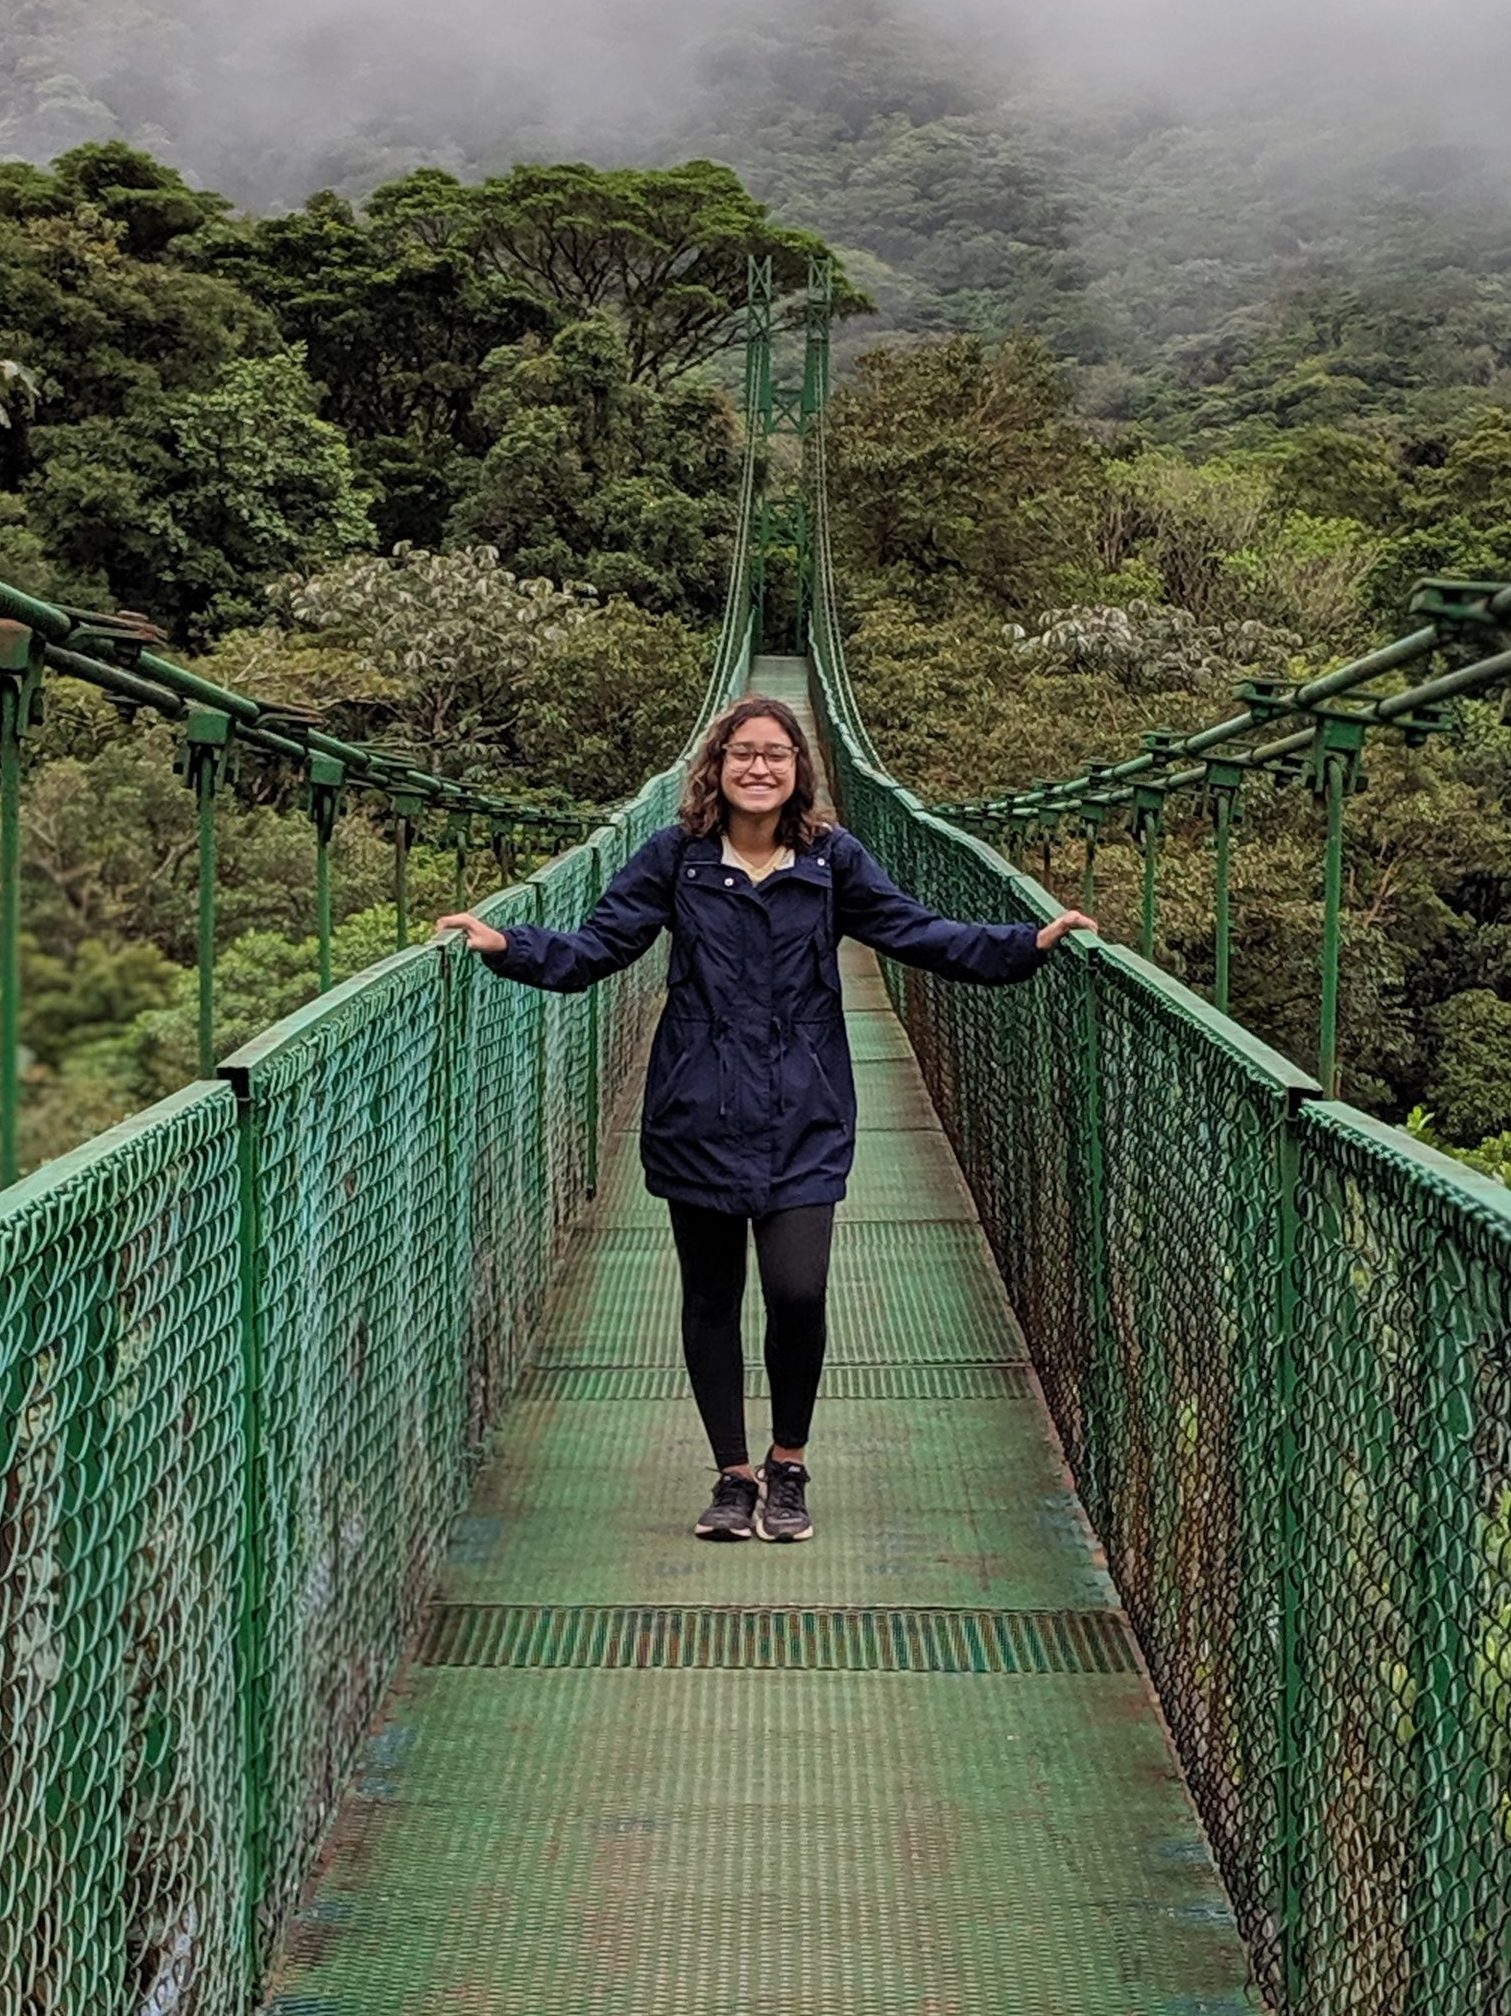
[435,911,509,956]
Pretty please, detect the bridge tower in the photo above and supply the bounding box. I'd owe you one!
[748,255,832,654]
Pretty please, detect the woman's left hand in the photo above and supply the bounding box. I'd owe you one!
[1036,910,1098,950]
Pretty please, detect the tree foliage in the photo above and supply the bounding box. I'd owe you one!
[448,317,738,621]
[29,350,375,642]
[5,44,1511,1175]
[826,333,1103,617]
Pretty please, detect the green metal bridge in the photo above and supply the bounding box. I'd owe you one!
[2,264,1509,2016]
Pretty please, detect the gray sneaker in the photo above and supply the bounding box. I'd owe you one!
[694,1469,758,1540]
[755,1454,813,1542]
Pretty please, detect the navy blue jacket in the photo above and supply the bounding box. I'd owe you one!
[483,823,1044,1215]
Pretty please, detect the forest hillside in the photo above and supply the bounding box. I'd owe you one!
[2,0,1509,1176]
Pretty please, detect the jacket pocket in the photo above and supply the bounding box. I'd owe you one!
[644,1029,693,1125]
[798,1024,851,1130]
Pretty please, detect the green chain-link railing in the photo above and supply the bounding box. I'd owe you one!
[932,576,1511,1097]
[808,408,1511,2016]
[0,586,616,1190]
[0,323,759,2008]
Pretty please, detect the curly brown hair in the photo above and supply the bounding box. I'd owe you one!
[677,695,831,848]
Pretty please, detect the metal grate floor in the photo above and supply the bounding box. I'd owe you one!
[259,658,1253,2015]
[417,1603,1140,1674]
[263,1672,1253,2016]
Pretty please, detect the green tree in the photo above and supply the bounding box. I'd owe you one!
[1425,990,1511,1142]
[259,544,597,784]
[203,184,551,548]
[513,599,708,803]
[0,155,273,432]
[47,141,229,259]
[20,934,182,1068]
[448,317,738,622]
[827,333,1104,618]
[385,160,868,387]
[27,350,375,642]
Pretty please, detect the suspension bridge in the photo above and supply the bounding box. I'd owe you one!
[2,262,1508,2016]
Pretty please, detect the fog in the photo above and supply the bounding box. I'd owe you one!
[6,0,1511,208]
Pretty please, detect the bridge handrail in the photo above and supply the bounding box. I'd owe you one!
[0,354,760,2006]
[932,580,1511,828]
[806,406,1511,2016]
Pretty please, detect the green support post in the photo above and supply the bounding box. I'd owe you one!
[1076,935,1122,1538]
[1080,827,1097,914]
[1204,759,1244,1018]
[746,254,774,434]
[746,251,773,655]
[1079,799,1113,916]
[391,792,425,952]
[584,837,606,1200]
[0,620,42,1190]
[229,1087,268,1987]
[1131,782,1166,961]
[1318,761,1345,1100]
[1133,731,1181,960]
[1307,717,1366,1099]
[490,819,518,889]
[307,754,345,994]
[180,708,235,1080]
[0,671,16,1192]
[1273,1103,1306,2010]
[1214,795,1232,1013]
[446,813,471,912]
[802,256,832,426]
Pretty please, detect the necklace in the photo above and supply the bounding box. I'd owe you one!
[728,838,783,878]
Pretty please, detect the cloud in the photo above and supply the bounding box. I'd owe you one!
[6,0,1511,206]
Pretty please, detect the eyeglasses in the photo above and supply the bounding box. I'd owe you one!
[723,742,797,770]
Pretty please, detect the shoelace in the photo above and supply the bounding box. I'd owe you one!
[713,1471,753,1506]
[765,1462,809,1513]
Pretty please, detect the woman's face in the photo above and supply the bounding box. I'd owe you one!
[720,713,798,819]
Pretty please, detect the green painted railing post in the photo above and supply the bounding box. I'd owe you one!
[1080,796,1113,915]
[1080,827,1097,914]
[1077,941,1121,1531]
[802,255,832,426]
[1274,1102,1307,2011]
[1205,760,1244,1017]
[306,755,344,994]
[490,818,517,889]
[227,1072,268,1992]
[1308,717,1365,1098]
[391,792,424,952]
[584,847,603,1201]
[446,813,471,913]
[1318,760,1345,1098]
[1133,732,1181,960]
[1080,768,1118,917]
[181,708,234,1079]
[0,621,41,1189]
[1131,784,1165,960]
[0,671,16,1191]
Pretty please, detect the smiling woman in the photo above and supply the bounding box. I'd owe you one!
[436,691,1093,1545]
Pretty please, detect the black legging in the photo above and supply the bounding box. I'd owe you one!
[667,1201,836,1471]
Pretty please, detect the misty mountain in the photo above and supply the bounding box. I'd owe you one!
[5,0,1511,440]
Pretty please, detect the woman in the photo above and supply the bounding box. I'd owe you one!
[437,695,1094,1545]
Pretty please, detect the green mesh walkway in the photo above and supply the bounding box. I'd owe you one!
[257,661,1252,2015]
